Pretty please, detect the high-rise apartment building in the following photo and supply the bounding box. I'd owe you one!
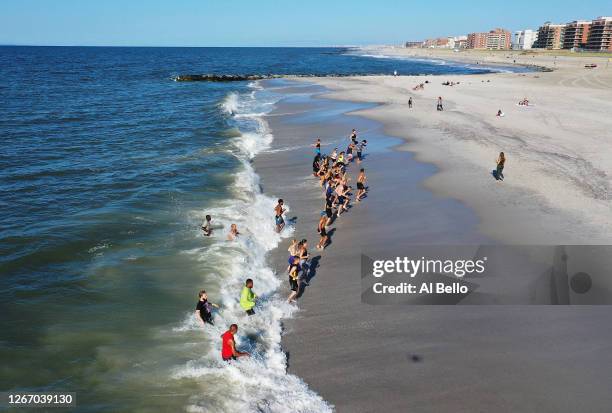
[467,28,511,50]
[467,32,487,49]
[585,16,612,51]
[534,23,566,49]
[513,30,538,50]
[563,20,592,49]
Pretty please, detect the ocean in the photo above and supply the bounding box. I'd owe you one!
[0,46,523,412]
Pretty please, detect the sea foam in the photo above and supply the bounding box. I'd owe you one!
[175,82,333,412]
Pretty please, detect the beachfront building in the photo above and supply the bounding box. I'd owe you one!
[423,37,451,48]
[585,16,612,51]
[533,22,566,49]
[513,30,538,50]
[563,20,592,49]
[467,32,487,49]
[467,28,511,50]
[453,35,468,49]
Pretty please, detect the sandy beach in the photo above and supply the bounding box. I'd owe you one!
[254,52,612,412]
[308,49,612,244]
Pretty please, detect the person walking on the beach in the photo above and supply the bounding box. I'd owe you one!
[298,239,310,285]
[324,196,334,226]
[330,148,338,163]
[346,141,356,162]
[316,212,329,250]
[437,96,443,111]
[288,238,299,257]
[337,152,346,169]
[240,278,257,316]
[357,139,367,164]
[287,256,300,303]
[274,199,285,232]
[312,153,321,177]
[287,239,299,272]
[356,168,367,201]
[221,324,250,361]
[201,214,212,236]
[408,97,413,109]
[495,152,506,181]
[335,183,350,215]
[195,290,219,327]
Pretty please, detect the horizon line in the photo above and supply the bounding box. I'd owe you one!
[0,44,386,48]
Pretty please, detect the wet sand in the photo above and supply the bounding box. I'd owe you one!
[253,79,612,412]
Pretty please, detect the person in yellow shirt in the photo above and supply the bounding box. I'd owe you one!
[240,278,257,316]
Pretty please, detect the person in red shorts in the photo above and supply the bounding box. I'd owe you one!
[221,324,250,362]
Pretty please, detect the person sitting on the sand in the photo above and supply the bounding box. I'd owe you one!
[496,109,504,117]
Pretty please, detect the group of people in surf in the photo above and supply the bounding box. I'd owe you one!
[196,128,370,361]
[194,275,258,361]
[283,129,368,303]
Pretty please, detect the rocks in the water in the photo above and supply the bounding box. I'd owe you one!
[172,73,382,82]
[173,74,281,82]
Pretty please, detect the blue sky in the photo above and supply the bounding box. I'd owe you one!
[1,0,609,46]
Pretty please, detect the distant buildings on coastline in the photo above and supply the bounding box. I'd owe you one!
[404,15,612,52]
[405,28,513,50]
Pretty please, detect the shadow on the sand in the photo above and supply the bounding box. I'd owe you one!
[491,170,504,181]
[323,227,336,248]
[297,255,321,299]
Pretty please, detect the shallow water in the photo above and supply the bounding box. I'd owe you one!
[0,46,524,411]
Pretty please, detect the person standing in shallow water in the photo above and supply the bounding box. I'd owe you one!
[312,138,321,155]
[287,256,300,303]
[240,278,257,316]
[221,324,250,361]
[195,290,219,327]
[227,223,239,240]
[201,214,212,236]
[274,199,285,232]
[496,152,506,181]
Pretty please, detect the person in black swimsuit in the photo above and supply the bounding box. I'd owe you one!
[195,290,219,327]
